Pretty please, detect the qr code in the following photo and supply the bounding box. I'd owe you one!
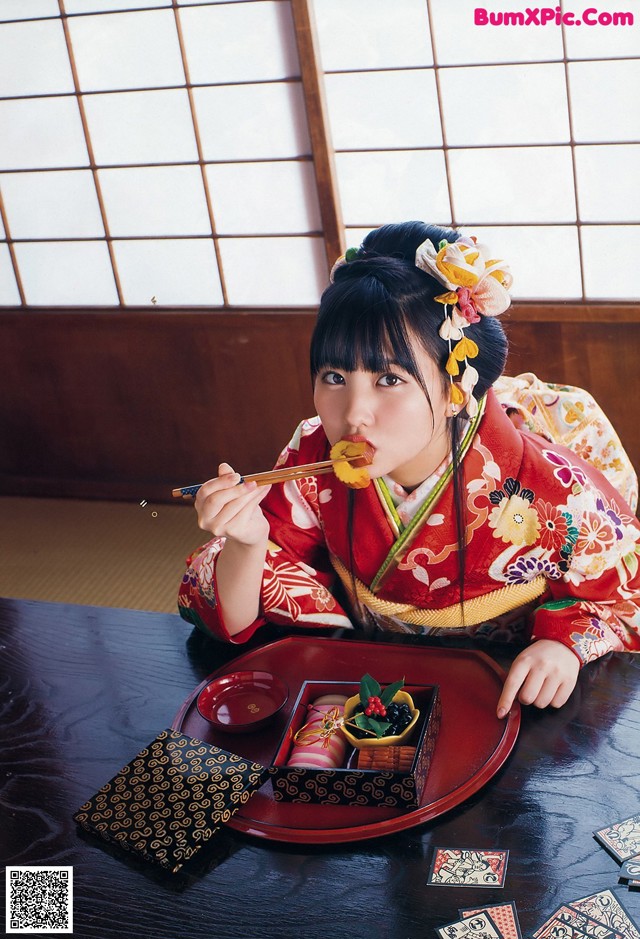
[5,867,73,934]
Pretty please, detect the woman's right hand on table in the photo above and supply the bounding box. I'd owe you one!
[194,462,271,546]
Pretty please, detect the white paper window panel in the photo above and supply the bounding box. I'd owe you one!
[65,0,171,11]
[564,0,639,58]
[440,64,570,147]
[66,10,185,92]
[569,61,640,142]
[205,162,320,234]
[15,241,118,305]
[335,151,451,227]
[192,83,310,160]
[582,226,640,299]
[83,90,199,165]
[0,20,74,97]
[179,2,299,84]
[1,171,104,239]
[113,238,223,305]
[429,0,564,65]
[575,146,640,222]
[0,0,58,20]
[325,71,442,150]
[449,148,576,224]
[0,97,89,170]
[466,226,582,299]
[345,223,582,299]
[0,244,20,305]
[313,0,433,71]
[220,236,326,305]
[98,166,211,236]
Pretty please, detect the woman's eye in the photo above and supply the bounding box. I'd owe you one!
[378,373,404,387]
[322,371,345,385]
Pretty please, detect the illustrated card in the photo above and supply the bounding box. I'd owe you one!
[569,890,640,939]
[437,911,503,939]
[428,848,509,887]
[594,815,640,862]
[619,855,640,881]
[460,902,522,939]
[533,904,616,939]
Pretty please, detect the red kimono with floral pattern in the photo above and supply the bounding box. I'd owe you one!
[178,391,640,665]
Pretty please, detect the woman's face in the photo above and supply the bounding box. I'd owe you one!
[313,336,452,490]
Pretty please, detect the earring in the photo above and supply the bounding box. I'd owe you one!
[450,404,458,415]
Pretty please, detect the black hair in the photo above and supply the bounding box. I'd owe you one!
[311,221,507,400]
[309,221,509,624]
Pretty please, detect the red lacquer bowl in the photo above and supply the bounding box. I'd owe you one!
[197,670,289,733]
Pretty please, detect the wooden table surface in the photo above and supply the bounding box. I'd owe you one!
[1,597,639,939]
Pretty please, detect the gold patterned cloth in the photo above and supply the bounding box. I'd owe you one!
[74,729,268,872]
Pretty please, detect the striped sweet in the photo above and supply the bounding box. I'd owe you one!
[286,694,348,769]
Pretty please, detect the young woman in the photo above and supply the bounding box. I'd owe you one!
[178,222,640,718]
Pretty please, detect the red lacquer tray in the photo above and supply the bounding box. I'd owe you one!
[172,637,520,845]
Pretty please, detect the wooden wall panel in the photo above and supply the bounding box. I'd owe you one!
[1,305,638,503]
[0,310,316,502]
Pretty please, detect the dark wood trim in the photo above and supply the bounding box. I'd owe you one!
[0,189,26,305]
[1,302,638,320]
[290,0,344,272]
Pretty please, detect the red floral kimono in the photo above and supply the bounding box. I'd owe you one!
[178,390,640,665]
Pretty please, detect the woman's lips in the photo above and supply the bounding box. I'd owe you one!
[341,434,375,449]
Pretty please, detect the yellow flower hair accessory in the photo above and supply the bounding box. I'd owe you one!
[415,234,513,417]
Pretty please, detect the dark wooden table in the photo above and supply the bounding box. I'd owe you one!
[1,597,639,939]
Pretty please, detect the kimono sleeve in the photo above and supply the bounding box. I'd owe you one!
[177,421,354,643]
[529,461,640,664]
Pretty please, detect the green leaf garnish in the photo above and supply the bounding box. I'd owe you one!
[380,678,404,707]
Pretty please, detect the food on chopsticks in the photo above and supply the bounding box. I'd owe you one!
[329,438,374,489]
[171,440,375,498]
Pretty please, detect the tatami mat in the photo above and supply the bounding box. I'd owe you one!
[0,496,205,612]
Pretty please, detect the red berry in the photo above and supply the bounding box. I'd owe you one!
[365,706,373,716]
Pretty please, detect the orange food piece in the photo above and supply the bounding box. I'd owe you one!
[329,439,374,489]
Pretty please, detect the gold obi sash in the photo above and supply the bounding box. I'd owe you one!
[330,554,547,629]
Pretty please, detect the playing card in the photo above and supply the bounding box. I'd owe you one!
[437,911,503,939]
[570,890,640,939]
[460,902,522,939]
[620,856,640,882]
[594,815,640,863]
[533,905,616,939]
[428,848,509,887]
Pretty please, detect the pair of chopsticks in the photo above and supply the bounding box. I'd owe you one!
[172,456,355,499]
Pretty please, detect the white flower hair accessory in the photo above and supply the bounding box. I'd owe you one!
[414,235,513,418]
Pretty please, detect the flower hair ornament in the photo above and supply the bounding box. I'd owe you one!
[414,236,512,418]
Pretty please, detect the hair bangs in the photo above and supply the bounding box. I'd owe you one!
[310,277,420,380]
